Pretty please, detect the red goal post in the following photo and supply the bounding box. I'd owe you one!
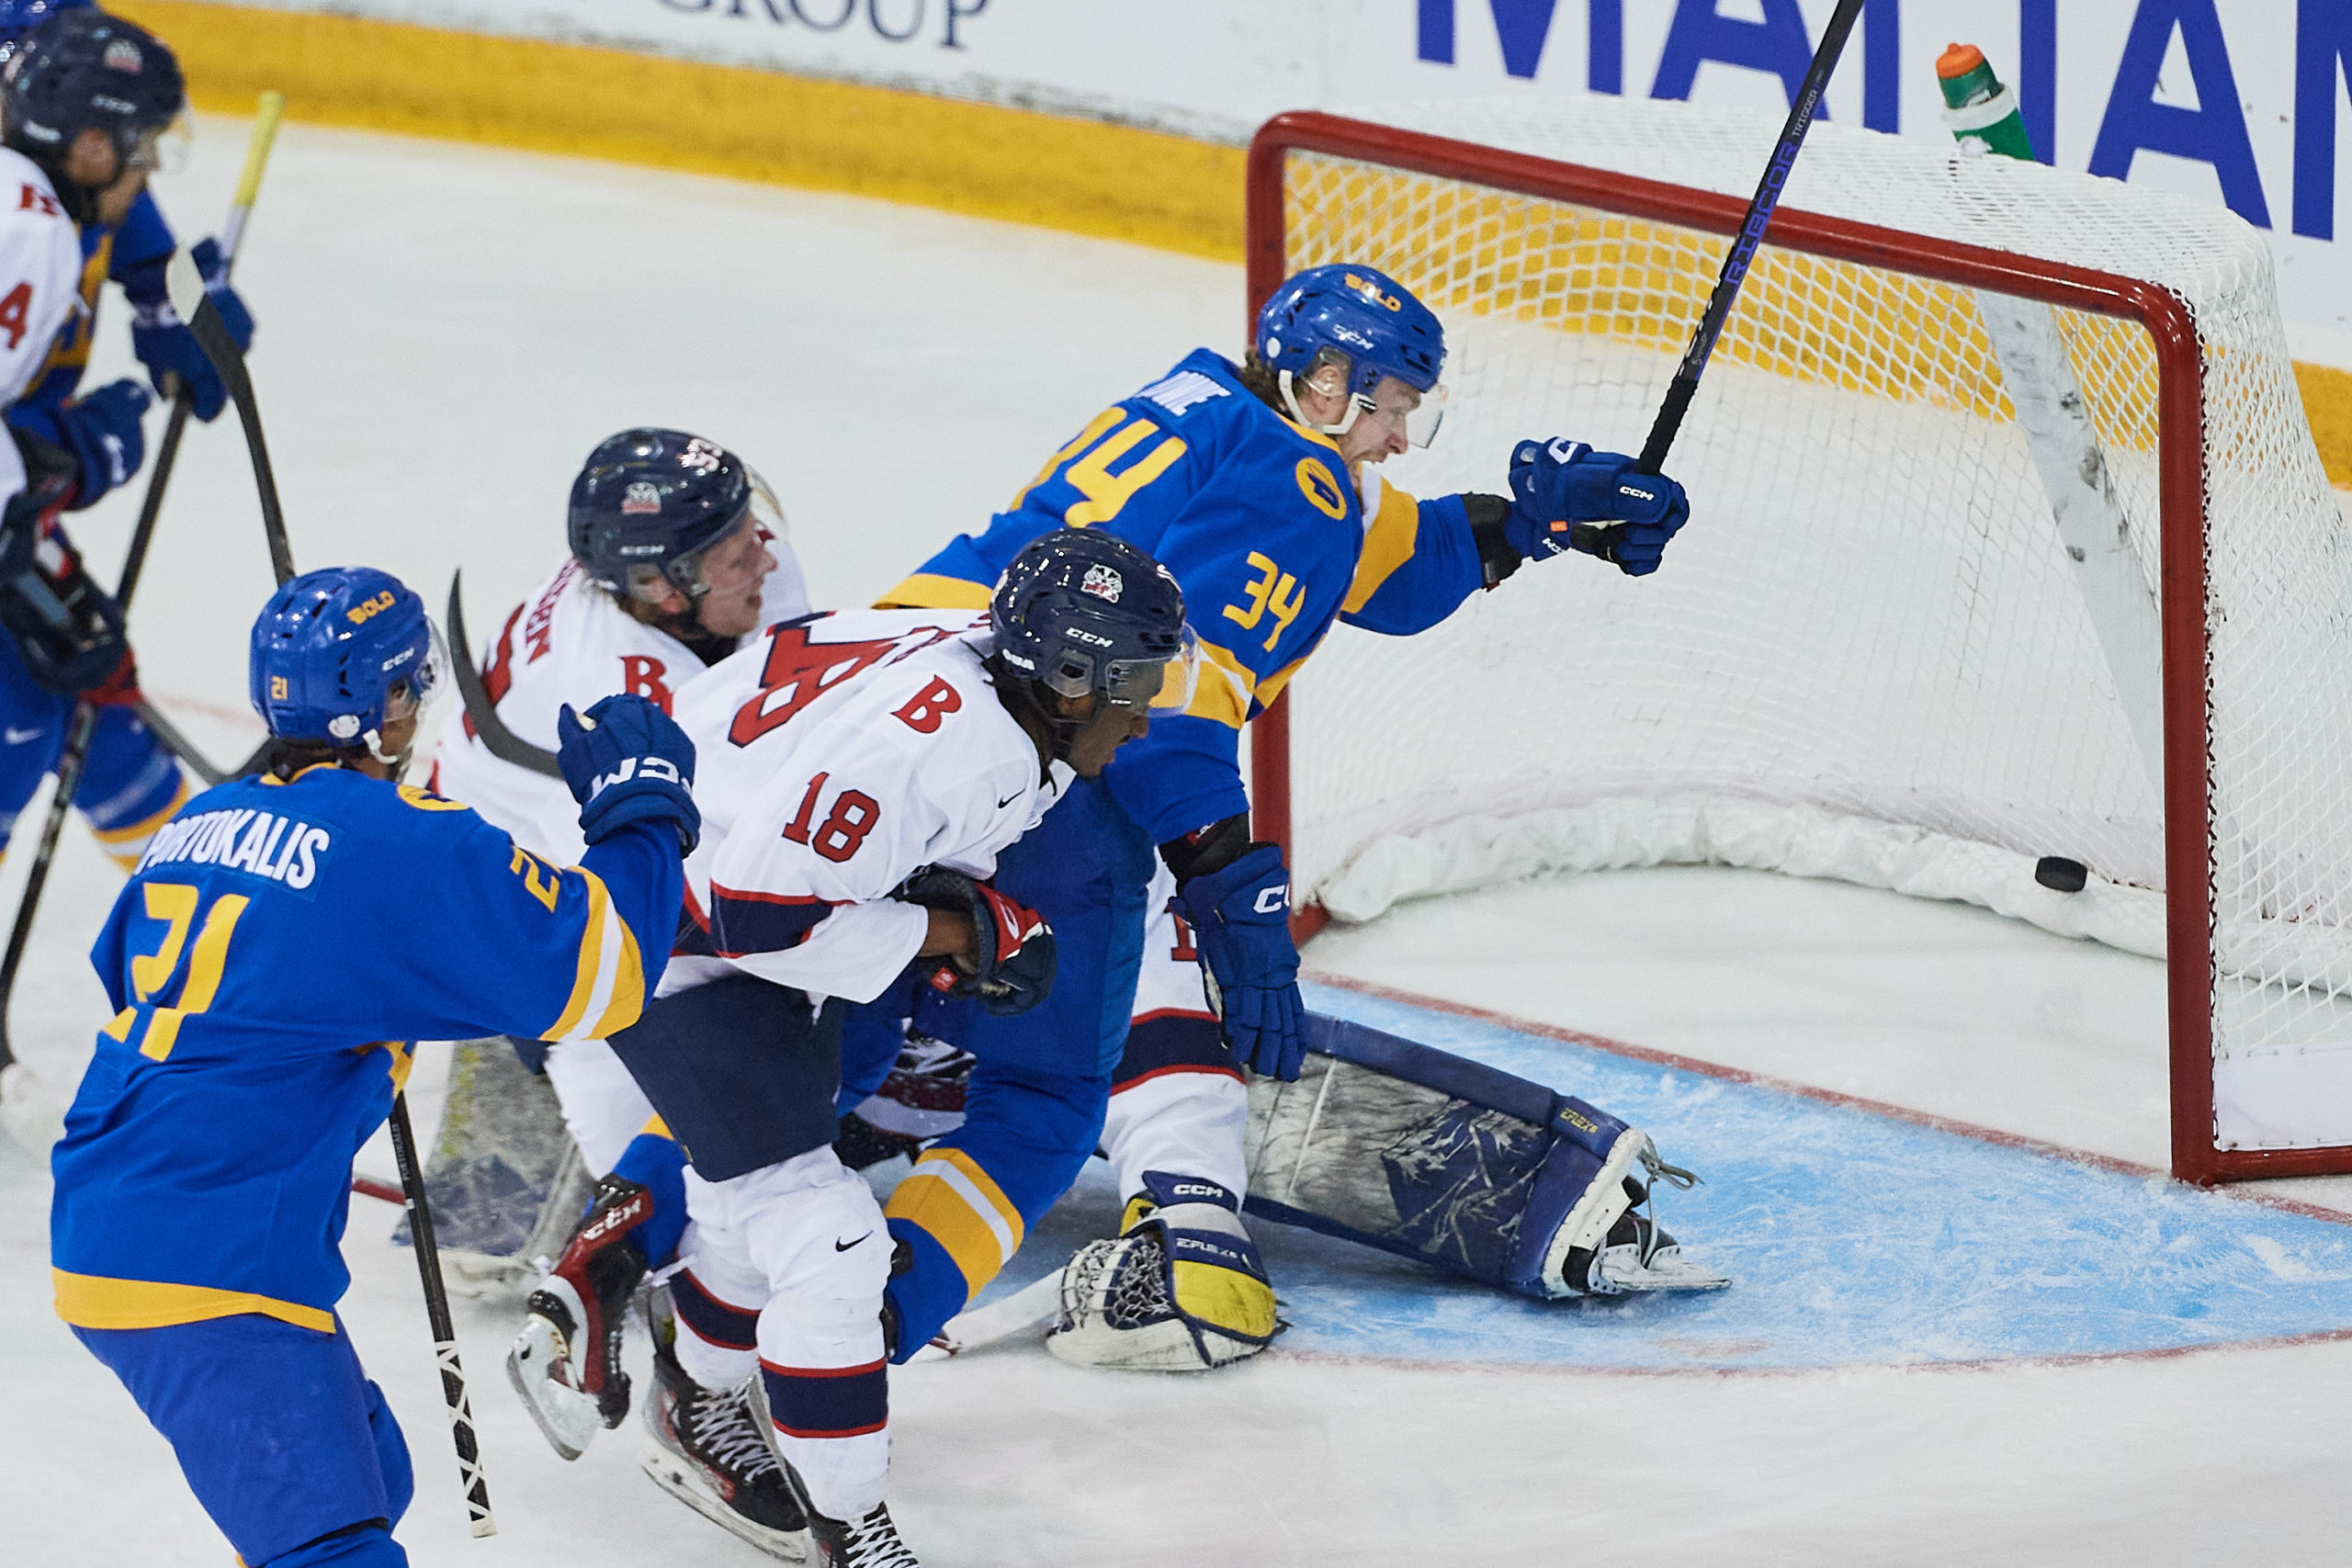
[1240,107,2349,1186]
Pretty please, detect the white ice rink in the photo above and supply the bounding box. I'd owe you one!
[6,116,2352,1563]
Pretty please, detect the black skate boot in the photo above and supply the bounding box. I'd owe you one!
[640,1338,810,1560]
[507,1174,651,1460]
[803,1499,922,1568]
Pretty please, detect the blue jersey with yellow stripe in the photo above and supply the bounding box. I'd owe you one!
[882,348,1490,843]
[49,762,682,1336]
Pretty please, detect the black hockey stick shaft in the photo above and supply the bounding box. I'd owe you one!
[1634,0,1863,475]
[447,572,562,777]
[387,1090,497,1538]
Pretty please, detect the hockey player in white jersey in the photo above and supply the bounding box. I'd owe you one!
[426,429,808,1451]
[600,529,1191,1564]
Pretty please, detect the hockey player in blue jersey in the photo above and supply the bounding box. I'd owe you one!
[50,566,697,1567]
[875,263,1692,1362]
[0,6,255,873]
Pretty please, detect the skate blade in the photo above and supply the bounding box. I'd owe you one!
[506,1325,604,1461]
[639,1442,810,1562]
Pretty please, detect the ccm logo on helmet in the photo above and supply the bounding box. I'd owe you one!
[1253,885,1290,916]
[345,590,398,625]
[1343,272,1403,311]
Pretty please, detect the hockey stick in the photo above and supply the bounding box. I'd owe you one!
[387,1091,498,1538]
[0,95,284,1078]
[905,1271,1063,1362]
[164,119,500,1542]
[1570,0,1864,550]
[447,572,562,777]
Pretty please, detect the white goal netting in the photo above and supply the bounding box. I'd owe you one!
[1268,100,2352,1157]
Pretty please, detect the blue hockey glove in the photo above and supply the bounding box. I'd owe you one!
[557,694,699,853]
[129,238,254,423]
[1506,438,1690,577]
[54,380,152,509]
[899,867,1057,1017]
[1175,842,1307,1081]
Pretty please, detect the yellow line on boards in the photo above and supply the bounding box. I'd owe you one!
[110,0,1245,261]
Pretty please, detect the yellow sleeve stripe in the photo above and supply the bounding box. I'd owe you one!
[542,868,644,1043]
[884,1146,1026,1296]
[1183,637,1259,729]
[1342,480,1425,615]
[90,776,191,845]
[53,1269,334,1335]
[639,1113,672,1139]
[875,572,993,611]
[1257,641,1322,711]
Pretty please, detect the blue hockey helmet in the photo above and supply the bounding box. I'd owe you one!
[1,9,183,176]
[1254,264,1448,446]
[990,529,1195,716]
[250,567,447,750]
[567,428,785,602]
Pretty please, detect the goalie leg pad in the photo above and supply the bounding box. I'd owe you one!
[1243,1015,1726,1301]
[1046,1171,1277,1371]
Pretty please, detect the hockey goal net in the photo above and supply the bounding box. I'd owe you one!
[1244,103,2352,1184]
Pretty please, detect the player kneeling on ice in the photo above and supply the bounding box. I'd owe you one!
[873,262,1698,1372]
[569,529,1191,1565]
[48,567,695,1568]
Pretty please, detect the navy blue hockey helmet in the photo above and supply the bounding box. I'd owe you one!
[991,529,1194,716]
[250,567,446,750]
[2,9,183,172]
[567,428,784,601]
[1254,264,1447,446]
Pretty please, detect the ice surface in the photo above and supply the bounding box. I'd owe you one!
[5,116,2352,1564]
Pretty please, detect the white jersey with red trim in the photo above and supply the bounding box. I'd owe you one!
[662,608,1070,1007]
[429,550,810,864]
[0,150,96,508]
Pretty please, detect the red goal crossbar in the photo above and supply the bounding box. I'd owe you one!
[1234,109,2319,1186]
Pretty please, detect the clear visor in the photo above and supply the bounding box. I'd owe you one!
[381,618,449,728]
[120,115,191,176]
[1041,625,1201,716]
[673,479,784,601]
[1353,379,1447,449]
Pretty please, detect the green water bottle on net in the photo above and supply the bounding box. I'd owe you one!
[1938,41,2037,162]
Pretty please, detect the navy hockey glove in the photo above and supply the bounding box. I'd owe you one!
[0,483,131,696]
[129,238,254,423]
[1176,843,1307,1081]
[898,867,1056,1017]
[557,694,699,853]
[54,380,151,510]
[1506,438,1690,577]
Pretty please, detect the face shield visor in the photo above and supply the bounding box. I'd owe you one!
[1351,375,1447,449]
[1038,625,1201,717]
[379,617,449,729]
[119,113,190,175]
[669,472,785,603]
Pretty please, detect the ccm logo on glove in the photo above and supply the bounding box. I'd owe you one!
[583,755,684,800]
[1252,884,1290,916]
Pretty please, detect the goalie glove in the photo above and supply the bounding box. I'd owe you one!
[1046,1171,1278,1371]
[897,867,1056,1017]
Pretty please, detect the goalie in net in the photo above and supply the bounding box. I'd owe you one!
[871,264,1723,1371]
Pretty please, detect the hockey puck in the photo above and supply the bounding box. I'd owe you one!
[2034,856,2088,894]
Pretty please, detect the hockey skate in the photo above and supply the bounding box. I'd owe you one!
[1565,1174,1731,1296]
[784,1466,922,1568]
[641,1338,810,1561]
[507,1174,651,1461]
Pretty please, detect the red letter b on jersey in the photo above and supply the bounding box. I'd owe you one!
[620,656,673,713]
[893,677,961,734]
